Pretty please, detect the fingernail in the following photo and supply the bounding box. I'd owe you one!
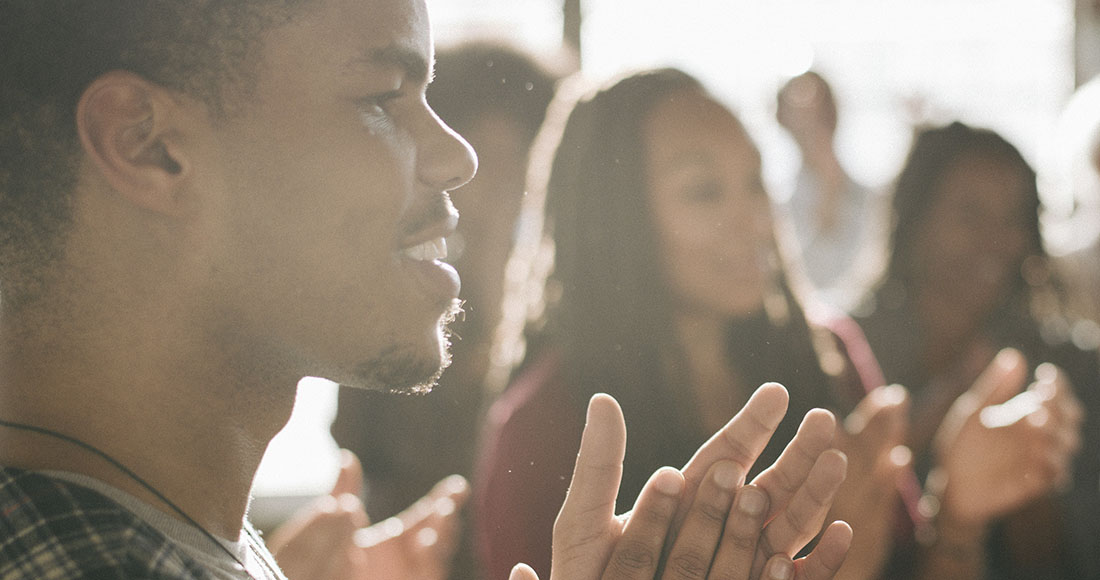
[654,467,684,495]
[713,461,739,490]
[1035,362,1058,383]
[767,558,794,580]
[441,474,469,494]
[434,496,457,516]
[737,487,766,516]
[877,384,907,406]
[336,493,362,513]
[996,348,1021,369]
[890,445,912,467]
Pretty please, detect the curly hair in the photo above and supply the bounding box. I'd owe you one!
[0,1,311,307]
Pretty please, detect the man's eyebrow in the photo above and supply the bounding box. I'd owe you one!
[345,44,434,85]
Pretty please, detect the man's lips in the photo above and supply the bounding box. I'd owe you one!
[400,248,461,304]
[401,237,448,261]
[398,213,460,304]
[399,194,459,251]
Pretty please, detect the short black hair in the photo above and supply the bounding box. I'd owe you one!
[0,1,309,308]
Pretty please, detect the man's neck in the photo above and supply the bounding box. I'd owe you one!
[0,303,299,538]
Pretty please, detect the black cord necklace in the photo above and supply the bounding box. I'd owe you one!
[0,418,280,580]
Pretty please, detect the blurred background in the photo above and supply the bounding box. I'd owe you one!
[252,0,1100,526]
[430,0,1078,201]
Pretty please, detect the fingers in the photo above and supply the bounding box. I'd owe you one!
[1042,364,1085,424]
[331,449,366,499]
[843,385,908,441]
[510,563,541,580]
[406,475,469,556]
[751,523,852,580]
[681,384,790,503]
[1033,364,1084,449]
[936,350,1029,456]
[599,467,685,580]
[268,494,360,580]
[558,394,628,528]
[877,445,913,488]
[759,449,848,559]
[761,557,796,580]
[706,485,770,580]
[792,521,853,580]
[751,409,836,521]
[973,348,1029,407]
[980,364,1084,491]
[353,475,469,551]
[659,461,741,580]
[841,385,909,486]
[550,394,630,579]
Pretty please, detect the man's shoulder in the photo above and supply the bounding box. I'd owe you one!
[0,467,213,579]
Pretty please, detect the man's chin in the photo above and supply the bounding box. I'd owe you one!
[343,342,449,395]
[344,300,460,394]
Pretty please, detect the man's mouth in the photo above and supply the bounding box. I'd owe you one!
[401,237,448,261]
[398,235,460,304]
[396,195,461,303]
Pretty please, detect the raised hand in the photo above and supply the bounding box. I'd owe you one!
[829,384,911,580]
[517,384,852,580]
[933,348,1083,527]
[268,450,469,580]
[746,409,848,577]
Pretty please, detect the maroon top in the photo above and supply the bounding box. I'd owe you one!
[473,351,581,580]
[473,309,918,580]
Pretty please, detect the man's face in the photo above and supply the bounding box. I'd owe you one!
[446,114,529,342]
[191,0,476,392]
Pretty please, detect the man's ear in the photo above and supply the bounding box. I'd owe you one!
[76,70,194,216]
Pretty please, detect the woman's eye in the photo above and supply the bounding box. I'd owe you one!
[685,182,723,203]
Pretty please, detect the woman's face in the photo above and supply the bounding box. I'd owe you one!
[908,152,1032,320]
[644,88,776,319]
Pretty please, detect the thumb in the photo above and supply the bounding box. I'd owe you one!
[509,563,540,580]
[969,348,1029,407]
[331,449,365,499]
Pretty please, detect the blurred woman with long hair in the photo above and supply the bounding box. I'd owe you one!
[473,69,908,580]
[854,121,1091,579]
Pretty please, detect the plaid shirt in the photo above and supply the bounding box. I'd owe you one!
[0,467,219,579]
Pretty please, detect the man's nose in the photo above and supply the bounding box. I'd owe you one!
[419,113,478,192]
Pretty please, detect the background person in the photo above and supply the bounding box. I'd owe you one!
[474,68,902,580]
[774,71,887,312]
[853,121,1090,579]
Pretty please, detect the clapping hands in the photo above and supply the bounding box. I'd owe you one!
[933,348,1083,527]
[268,451,469,580]
[516,383,853,580]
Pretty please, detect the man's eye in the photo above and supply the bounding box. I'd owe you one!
[356,91,402,133]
